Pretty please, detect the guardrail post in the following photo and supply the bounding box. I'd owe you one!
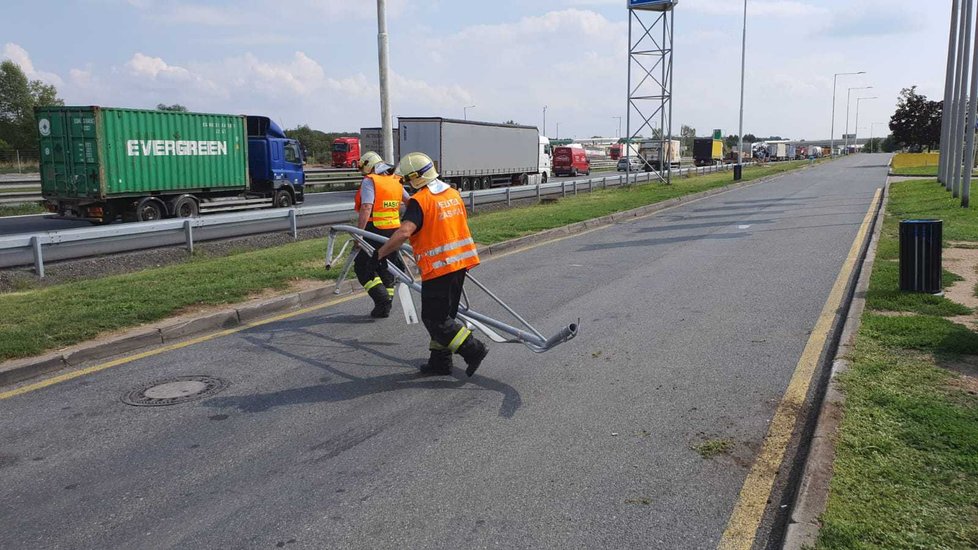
[602,176,607,190]
[289,208,298,240]
[573,180,578,196]
[562,180,566,198]
[536,182,541,203]
[470,191,476,213]
[184,220,194,254]
[588,178,593,193]
[507,185,512,207]
[31,235,44,278]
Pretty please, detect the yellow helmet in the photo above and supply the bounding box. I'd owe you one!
[396,152,439,189]
[358,151,384,175]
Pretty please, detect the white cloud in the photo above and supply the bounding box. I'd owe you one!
[2,43,64,86]
[685,0,825,17]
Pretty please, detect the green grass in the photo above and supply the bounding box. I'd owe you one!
[0,203,46,217]
[0,161,810,362]
[816,177,978,549]
[693,439,733,459]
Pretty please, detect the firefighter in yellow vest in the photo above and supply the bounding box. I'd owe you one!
[373,152,489,376]
[354,151,410,318]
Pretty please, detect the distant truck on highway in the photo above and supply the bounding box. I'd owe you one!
[331,137,360,168]
[766,142,789,161]
[360,127,400,163]
[35,106,305,223]
[553,146,591,177]
[638,139,681,171]
[398,117,551,190]
[693,137,724,166]
[609,142,640,161]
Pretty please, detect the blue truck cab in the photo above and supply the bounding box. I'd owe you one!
[246,116,305,205]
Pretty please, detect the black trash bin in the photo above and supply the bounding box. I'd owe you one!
[899,219,942,294]
[733,164,743,181]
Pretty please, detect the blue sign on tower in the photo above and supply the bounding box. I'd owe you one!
[627,0,676,10]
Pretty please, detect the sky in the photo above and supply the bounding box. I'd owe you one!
[1,0,954,141]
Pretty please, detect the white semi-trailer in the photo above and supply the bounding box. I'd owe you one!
[398,117,551,190]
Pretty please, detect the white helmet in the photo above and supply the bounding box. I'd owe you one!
[396,152,439,189]
[358,151,384,175]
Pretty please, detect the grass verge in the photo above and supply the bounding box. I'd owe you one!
[816,178,978,549]
[0,161,808,362]
[0,203,46,217]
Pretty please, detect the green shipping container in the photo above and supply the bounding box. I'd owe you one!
[36,106,249,200]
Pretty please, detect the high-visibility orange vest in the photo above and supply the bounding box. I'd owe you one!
[354,174,402,229]
[409,185,480,281]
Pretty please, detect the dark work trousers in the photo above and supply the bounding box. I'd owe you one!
[354,224,407,289]
[421,269,469,348]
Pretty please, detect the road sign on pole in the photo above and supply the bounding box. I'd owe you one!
[628,0,677,11]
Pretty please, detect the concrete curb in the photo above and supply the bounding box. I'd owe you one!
[782,180,890,549]
[0,164,806,388]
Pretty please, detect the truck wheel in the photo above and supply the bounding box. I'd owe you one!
[542,172,548,183]
[481,176,492,189]
[274,189,294,208]
[135,198,164,222]
[172,196,199,218]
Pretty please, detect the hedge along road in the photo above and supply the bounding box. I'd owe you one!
[0,154,888,549]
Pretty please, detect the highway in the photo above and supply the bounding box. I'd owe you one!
[0,172,606,237]
[0,155,887,549]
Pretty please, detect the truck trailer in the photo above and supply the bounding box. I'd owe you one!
[359,127,400,164]
[36,106,305,223]
[766,142,789,161]
[398,117,551,190]
[693,138,724,166]
[638,139,681,171]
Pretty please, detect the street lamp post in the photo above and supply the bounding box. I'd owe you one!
[845,86,873,154]
[463,105,476,120]
[831,71,866,157]
[612,116,622,138]
[737,0,748,172]
[543,105,547,137]
[376,0,393,161]
[854,97,877,153]
[556,122,560,140]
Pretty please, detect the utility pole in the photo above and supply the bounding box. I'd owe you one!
[737,0,747,171]
[951,0,974,196]
[845,86,872,154]
[940,0,961,184]
[377,0,393,162]
[854,96,876,153]
[961,0,978,206]
[543,105,548,137]
[612,116,622,138]
[831,72,865,157]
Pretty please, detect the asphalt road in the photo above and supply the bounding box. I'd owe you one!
[0,155,888,549]
[0,172,604,236]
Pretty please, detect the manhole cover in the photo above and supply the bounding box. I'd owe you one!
[122,376,228,407]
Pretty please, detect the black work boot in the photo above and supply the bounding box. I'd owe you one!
[419,349,453,376]
[457,337,489,377]
[367,285,392,318]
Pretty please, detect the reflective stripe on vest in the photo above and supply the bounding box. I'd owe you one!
[366,174,403,229]
[408,185,480,281]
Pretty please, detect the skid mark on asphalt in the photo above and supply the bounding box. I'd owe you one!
[717,187,882,550]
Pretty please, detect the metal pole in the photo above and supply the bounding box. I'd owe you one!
[377,0,394,162]
[626,9,633,180]
[952,0,974,195]
[31,235,44,278]
[184,220,194,253]
[16,150,21,173]
[831,74,838,157]
[854,97,876,154]
[941,0,962,183]
[289,208,298,239]
[543,105,547,137]
[963,0,978,207]
[737,0,747,167]
[844,88,853,154]
[949,0,970,191]
[666,9,675,185]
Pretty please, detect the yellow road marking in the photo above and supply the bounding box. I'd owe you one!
[1,173,796,400]
[717,187,882,550]
[0,294,362,400]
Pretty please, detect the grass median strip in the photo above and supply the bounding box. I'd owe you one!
[0,203,46,217]
[0,161,808,363]
[816,178,978,549]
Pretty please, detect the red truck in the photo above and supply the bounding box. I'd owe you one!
[331,137,361,168]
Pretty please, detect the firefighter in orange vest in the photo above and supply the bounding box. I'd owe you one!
[373,152,489,376]
[354,151,410,318]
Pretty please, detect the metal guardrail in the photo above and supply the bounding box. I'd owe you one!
[0,160,775,275]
